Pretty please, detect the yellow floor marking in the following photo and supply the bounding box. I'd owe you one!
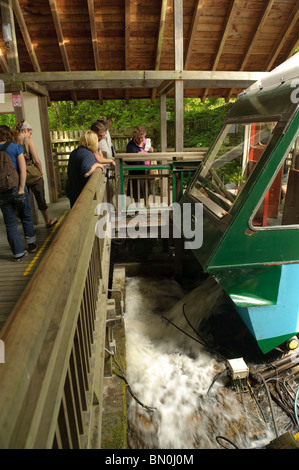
[23,211,68,277]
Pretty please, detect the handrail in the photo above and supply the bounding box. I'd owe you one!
[114,150,206,161]
[0,169,110,449]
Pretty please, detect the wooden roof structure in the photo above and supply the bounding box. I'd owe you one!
[0,0,298,104]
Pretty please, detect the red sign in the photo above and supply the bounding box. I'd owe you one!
[12,94,22,108]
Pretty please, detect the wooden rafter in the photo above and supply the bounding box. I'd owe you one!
[12,0,40,72]
[87,0,103,104]
[184,0,204,70]
[48,0,77,105]
[1,69,266,92]
[1,0,19,74]
[226,0,275,101]
[0,47,8,73]
[1,0,23,121]
[151,0,168,102]
[202,0,239,102]
[265,0,299,71]
[286,37,299,60]
[125,0,130,103]
[0,0,297,102]
[173,0,184,152]
[239,0,275,71]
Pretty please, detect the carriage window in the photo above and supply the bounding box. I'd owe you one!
[189,122,277,218]
[250,135,299,228]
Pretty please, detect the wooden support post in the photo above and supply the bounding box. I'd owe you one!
[173,0,184,280]
[174,80,184,153]
[38,95,58,202]
[1,0,24,122]
[173,0,184,153]
[160,93,168,203]
[160,93,167,152]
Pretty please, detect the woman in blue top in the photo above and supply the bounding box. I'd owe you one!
[65,130,104,207]
[0,125,36,261]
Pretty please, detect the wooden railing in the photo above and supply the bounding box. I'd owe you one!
[50,127,207,198]
[51,129,132,196]
[0,170,111,449]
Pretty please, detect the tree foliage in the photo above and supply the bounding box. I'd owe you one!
[48,98,163,132]
[47,97,233,148]
[0,96,233,149]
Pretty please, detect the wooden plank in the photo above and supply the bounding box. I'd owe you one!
[0,199,69,330]
[49,0,78,105]
[0,172,109,448]
[12,0,41,72]
[0,46,9,73]
[151,0,168,102]
[184,0,205,69]
[1,0,20,74]
[87,0,103,104]
[265,0,299,71]
[0,69,266,87]
[202,0,240,101]
[38,95,57,202]
[174,0,183,72]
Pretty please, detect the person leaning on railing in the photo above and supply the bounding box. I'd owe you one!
[65,130,105,208]
[126,126,153,202]
[95,116,115,159]
[90,121,116,168]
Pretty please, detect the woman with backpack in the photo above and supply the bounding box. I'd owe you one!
[0,125,36,261]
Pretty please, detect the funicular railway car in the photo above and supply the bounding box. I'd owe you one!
[182,54,299,354]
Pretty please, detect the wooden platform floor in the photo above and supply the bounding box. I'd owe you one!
[0,197,70,331]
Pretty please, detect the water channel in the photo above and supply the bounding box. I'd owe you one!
[121,275,296,449]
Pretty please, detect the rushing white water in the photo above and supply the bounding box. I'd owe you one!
[123,276,283,449]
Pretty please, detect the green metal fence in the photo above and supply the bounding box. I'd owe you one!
[114,152,206,211]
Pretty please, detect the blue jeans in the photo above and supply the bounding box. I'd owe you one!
[0,186,36,259]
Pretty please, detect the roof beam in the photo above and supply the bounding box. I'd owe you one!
[0,47,9,73]
[125,0,130,103]
[151,0,168,102]
[48,0,78,105]
[12,0,41,72]
[25,81,50,105]
[239,0,275,71]
[174,0,184,152]
[184,0,204,70]
[1,0,20,74]
[202,0,239,102]
[265,0,299,71]
[1,70,266,91]
[1,0,23,120]
[226,0,275,102]
[87,0,103,104]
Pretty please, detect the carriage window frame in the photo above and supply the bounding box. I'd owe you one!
[188,120,278,220]
[248,132,299,231]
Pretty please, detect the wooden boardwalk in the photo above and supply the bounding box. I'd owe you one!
[0,198,70,331]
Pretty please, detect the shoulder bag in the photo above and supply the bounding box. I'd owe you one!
[23,138,42,186]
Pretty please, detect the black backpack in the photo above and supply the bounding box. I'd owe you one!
[0,142,19,192]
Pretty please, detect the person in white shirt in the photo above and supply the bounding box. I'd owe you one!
[96,116,114,159]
